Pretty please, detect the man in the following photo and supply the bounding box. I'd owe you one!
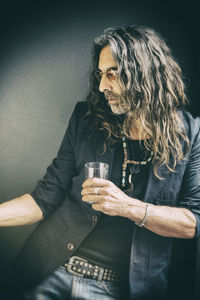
[0,25,200,300]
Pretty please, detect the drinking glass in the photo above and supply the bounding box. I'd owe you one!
[85,162,109,180]
[85,162,109,204]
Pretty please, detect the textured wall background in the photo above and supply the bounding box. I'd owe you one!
[0,0,199,298]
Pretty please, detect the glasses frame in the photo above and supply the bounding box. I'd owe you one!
[95,68,119,81]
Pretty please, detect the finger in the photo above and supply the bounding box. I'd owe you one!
[91,202,108,213]
[82,185,115,196]
[81,187,102,196]
[91,202,102,211]
[82,178,111,188]
[82,194,101,203]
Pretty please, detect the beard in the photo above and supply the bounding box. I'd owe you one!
[104,90,130,115]
[109,103,128,115]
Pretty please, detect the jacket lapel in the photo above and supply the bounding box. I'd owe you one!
[143,164,171,203]
[94,132,115,180]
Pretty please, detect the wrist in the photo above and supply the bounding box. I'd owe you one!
[121,197,148,224]
[135,203,149,227]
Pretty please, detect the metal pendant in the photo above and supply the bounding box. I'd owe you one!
[130,164,142,175]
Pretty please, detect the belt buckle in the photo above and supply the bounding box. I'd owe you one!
[65,256,88,277]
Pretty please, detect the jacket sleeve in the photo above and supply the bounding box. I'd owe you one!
[30,102,83,218]
[179,117,200,238]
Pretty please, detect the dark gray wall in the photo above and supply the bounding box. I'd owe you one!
[0,0,199,298]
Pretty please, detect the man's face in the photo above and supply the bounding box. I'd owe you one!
[98,46,129,115]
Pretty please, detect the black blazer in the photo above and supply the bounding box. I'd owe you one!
[13,102,200,300]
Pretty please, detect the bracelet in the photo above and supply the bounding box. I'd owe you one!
[135,203,149,227]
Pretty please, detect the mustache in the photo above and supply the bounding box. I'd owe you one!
[104,91,120,100]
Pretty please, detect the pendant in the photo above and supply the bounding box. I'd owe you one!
[126,165,142,193]
[130,164,141,175]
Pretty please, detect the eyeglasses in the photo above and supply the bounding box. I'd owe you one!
[95,69,119,81]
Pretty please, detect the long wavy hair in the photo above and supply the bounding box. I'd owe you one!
[86,25,190,179]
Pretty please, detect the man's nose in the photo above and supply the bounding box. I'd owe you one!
[99,75,112,92]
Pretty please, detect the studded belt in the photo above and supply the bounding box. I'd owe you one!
[64,256,122,283]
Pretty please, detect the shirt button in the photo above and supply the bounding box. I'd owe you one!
[67,243,75,251]
[92,215,98,222]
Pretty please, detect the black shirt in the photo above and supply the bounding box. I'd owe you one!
[74,139,151,275]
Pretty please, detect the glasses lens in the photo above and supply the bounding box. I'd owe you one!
[106,70,117,80]
[94,69,118,81]
[95,71,102,81]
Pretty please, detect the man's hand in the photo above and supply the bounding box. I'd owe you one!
[81,178,136,217]
[82,178,196,238]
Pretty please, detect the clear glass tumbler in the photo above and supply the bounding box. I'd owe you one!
[85,162,109,180]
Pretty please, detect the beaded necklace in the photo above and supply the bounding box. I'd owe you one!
[121,136,153,188]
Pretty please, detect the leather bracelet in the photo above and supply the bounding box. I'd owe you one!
[135,203,149,227]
